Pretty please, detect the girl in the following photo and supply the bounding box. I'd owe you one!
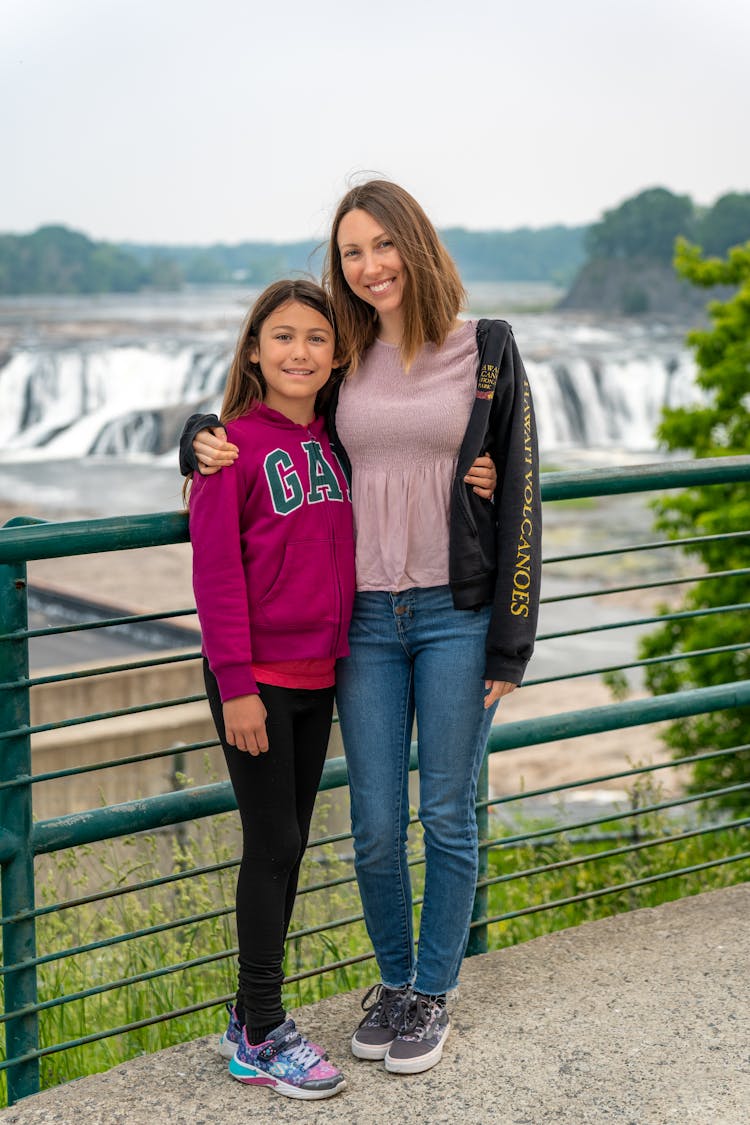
[188,279,352,1100]
[183,180,541,1077]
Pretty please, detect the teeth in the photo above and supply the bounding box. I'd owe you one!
[369,279,393,293]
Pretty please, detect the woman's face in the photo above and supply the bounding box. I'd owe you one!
[336,208,405,323]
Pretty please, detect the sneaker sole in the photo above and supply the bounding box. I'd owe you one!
[351,1034,393,1061]
[384,1025,450,1075]
[228,1059,346,1100]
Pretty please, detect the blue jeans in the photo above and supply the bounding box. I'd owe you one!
[336,585,497,996]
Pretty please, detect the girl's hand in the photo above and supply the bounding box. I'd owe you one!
[464,454,496,499]
[484,680,517,710]
[194,426,239,475]
[223,694,269,754]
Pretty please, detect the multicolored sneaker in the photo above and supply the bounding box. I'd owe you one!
[218,1003,329,1061]
[351,983,411,1060]
[384,991,450,1074]
[228,1019,345,1100]
[218,1003,243,1059]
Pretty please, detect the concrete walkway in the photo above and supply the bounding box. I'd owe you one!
[3,884,748,1125]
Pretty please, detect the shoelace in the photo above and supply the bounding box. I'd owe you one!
[361,984,405,1028]
[401,995,442,1041]
[273,1031,322,1071]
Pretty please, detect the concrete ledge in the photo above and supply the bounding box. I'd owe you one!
[3,884,748,1124]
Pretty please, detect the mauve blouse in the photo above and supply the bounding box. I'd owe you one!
[335,319,478,593]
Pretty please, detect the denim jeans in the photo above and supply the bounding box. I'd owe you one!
[335,585,497,996]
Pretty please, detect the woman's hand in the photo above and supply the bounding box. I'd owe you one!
[194,426,239,475]
[223,694,269,754]
[464,454,496,500]
[484,680,517,710]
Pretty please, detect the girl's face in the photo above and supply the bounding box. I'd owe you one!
[337,208,405,328]
[250,301,337,423]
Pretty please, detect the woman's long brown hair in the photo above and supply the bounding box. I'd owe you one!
[323,179,465,373]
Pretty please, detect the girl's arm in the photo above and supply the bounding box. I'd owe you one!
[223,694,269,755]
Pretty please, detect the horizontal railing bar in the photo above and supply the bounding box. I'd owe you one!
[0,511,190,564]
[475,851,750,929]
[0,693,207,743]
[537,601,749,642]
[26,681,750,856]
[487,680,750,753]
[0,855,239,926]
[539,455,750,501]
[0,946,238,1024]
[540,568,750,605]
[1,458,748,570]
[523,641,750,689]
[0,740,221,794]
[543,528,750,565]
[0,903,235,978]
[482,782,750,851]
[0,651,202,694]
[1,606,197,643]
[478,744,749,812]
[477,817,750,890]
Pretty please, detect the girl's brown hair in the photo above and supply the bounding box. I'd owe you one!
[220,278,339,422]
[183,278,338,504]
[323,179,466,372]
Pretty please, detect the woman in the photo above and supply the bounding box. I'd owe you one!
[181,179,541,1076]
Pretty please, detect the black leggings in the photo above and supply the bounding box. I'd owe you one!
[204,661,334,1030]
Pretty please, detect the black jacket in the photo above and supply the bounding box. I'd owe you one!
[179,318,541,684]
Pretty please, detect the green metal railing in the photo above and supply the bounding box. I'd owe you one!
[2,456,749,1105]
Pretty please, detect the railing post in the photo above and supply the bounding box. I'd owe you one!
[467,749,489,956]
[0,553,39,1104]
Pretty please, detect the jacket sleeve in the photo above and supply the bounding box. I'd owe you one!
[189,433,258,701]
[179,412,222,476]
[485,331,542,683]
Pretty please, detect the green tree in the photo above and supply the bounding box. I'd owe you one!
[640,238,750,811]
[586,187,695,262]
[696,192,750,257]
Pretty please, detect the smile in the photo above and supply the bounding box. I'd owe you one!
[282,368,314,376]
[367,279,395,294]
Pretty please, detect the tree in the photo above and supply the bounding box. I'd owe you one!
[585,187,695,263]
[696,192,750,257]
[639,238,750,811]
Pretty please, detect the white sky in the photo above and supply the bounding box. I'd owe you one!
[2,0,749,244]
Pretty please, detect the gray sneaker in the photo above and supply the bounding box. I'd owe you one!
[351,983,410,1060]
[384,992,450,1074]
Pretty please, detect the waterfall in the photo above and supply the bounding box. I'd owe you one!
[0,336,700,461]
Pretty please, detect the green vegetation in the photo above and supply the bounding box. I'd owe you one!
[1,769,747,1105]
[562,188,750,316]
[0,226,167,295]
[586,188,750,263]
[0,223,585,296]
[639,240,750,812]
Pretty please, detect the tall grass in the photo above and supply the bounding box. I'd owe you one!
[1,775,747,1106]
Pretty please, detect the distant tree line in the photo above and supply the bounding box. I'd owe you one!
[586,188,750,263]
[2,189,749,296]
[0,224,586,296]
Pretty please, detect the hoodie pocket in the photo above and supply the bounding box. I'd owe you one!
[257,538,351,633]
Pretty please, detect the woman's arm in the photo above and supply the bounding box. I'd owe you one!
[179,413,237,476]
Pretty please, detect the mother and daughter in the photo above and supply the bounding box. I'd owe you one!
[183,180,542,1100]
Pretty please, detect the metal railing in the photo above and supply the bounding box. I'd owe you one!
[2,456,749,1105]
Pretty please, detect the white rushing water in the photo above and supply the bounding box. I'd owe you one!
[0,286,703,467]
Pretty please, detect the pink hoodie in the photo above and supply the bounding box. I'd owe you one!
[189,404,355,701]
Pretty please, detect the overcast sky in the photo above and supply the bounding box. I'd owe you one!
[3,0,748,245]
